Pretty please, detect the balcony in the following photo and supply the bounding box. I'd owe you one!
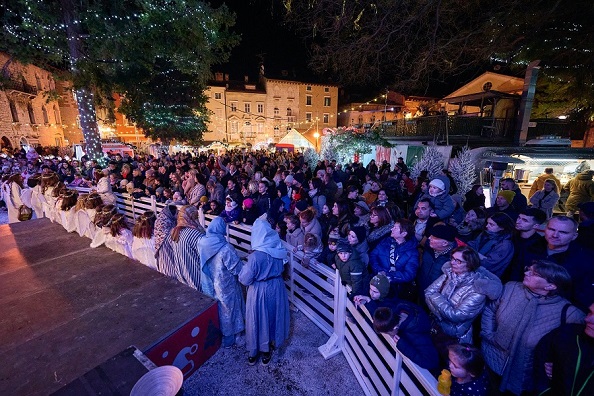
[2,79,38,98]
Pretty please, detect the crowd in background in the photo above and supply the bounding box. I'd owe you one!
[1,145,594,395]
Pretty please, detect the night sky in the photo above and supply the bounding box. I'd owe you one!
[210,1,312,83]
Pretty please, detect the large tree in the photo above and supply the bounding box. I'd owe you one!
[1,0,239,161]
[281,0,594,120]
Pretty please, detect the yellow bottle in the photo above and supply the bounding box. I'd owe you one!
[437,369,452,395]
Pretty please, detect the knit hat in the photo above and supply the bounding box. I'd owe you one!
[579,201,594,218]
[497,190,516,204]
[354,200,370,214]
[328,235,339,244]
[293,173,305,185]
[243,198,254,209]
[284,174,294,184]
[336,241,352,253]
[350,225,367,244]
[295,200,308,212]
[429,224,458,242]
[370,274,390,299]
[429,178,445,191]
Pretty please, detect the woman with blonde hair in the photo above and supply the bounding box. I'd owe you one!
[529,179,559,219]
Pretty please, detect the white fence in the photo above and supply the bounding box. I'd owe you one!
[75,189,439,396]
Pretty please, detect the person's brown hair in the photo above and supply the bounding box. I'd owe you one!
[133,211,156,238]
[370,206,392,228]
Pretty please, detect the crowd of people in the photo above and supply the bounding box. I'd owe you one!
[1,146,593,395]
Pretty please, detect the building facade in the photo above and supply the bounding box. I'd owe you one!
[0,53,66,151]
[204,74,339,146]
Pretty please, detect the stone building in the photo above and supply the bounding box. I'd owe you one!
[0,53,66,151]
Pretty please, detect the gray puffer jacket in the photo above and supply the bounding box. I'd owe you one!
[425,263,502,343]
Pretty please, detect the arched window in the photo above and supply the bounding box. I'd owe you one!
[9,101,19,122]
[27,103,36,124]
[53,105,61,124]
[274,107,279,117]
[35,74,42,90]
[42,106,49,124]
[286,108,292,116]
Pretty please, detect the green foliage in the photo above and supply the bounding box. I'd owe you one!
[303,148,320,171]
[1,0,239,144]
[325,127,392,164]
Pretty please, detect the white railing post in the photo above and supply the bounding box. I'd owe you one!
[150,195,157,213]
[318,268,346,359]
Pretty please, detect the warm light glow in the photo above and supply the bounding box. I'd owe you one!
[313,132,320,138]
[558,115,567,119]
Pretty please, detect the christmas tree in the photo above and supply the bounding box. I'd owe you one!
[303,148,320,172]
[449,145,476,196]
[1,0,238,161]
[410,146,445,180]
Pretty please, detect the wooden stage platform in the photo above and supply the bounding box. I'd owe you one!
[0,219,220,395]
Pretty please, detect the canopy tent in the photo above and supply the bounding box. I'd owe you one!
[278,129,315,150]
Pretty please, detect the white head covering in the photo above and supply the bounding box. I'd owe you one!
[251,218,286,259]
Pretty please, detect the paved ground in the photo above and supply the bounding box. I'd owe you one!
[183,310,362,396]
[0,212,362,395]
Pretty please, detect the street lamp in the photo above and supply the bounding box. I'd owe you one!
[313,131,320,152]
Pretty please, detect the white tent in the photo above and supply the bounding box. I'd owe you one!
[278,129,315,150]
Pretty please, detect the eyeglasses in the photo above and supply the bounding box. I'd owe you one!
[370,213,378,217]
[450,257,467,265]
[524,266,544,278]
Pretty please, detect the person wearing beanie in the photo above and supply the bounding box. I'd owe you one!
[220,195,242,224]
[334,240,368,299]
[347,225,370,268]
[354,273,396,313]
[241,198,258,226]
[487,189,519,221]
[417,224,459,293]
[424,175,455,221]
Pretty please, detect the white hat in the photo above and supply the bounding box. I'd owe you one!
[429,179,445,191]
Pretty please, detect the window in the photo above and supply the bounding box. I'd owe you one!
[230,120,238,133]
[324,87,330,93]
[9,101,19,122]
[287,108,292,116]
[214,92,222,100]
[306,85,312,91]
[230,102,237,112]
[324,97,331,107]
[274,107,279,117]
[42,106,49,124]
[53,105,61,124]
[257,103,264,113]
[274,125,281,136]
[35,74,42,90]
[306,112,312,122]
[244,103,250,113]
[27,103,36,124]
[257,122,264,133]
[323,113,329,124]
[306,95,312,106]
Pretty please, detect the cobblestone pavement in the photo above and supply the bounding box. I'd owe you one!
[183,310,362,396]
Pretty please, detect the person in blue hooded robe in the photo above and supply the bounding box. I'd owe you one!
[198,217,246,348]
[239,218,290,366]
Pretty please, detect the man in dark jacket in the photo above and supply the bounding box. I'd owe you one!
[533,302,594,396]
[417,224,458,295]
